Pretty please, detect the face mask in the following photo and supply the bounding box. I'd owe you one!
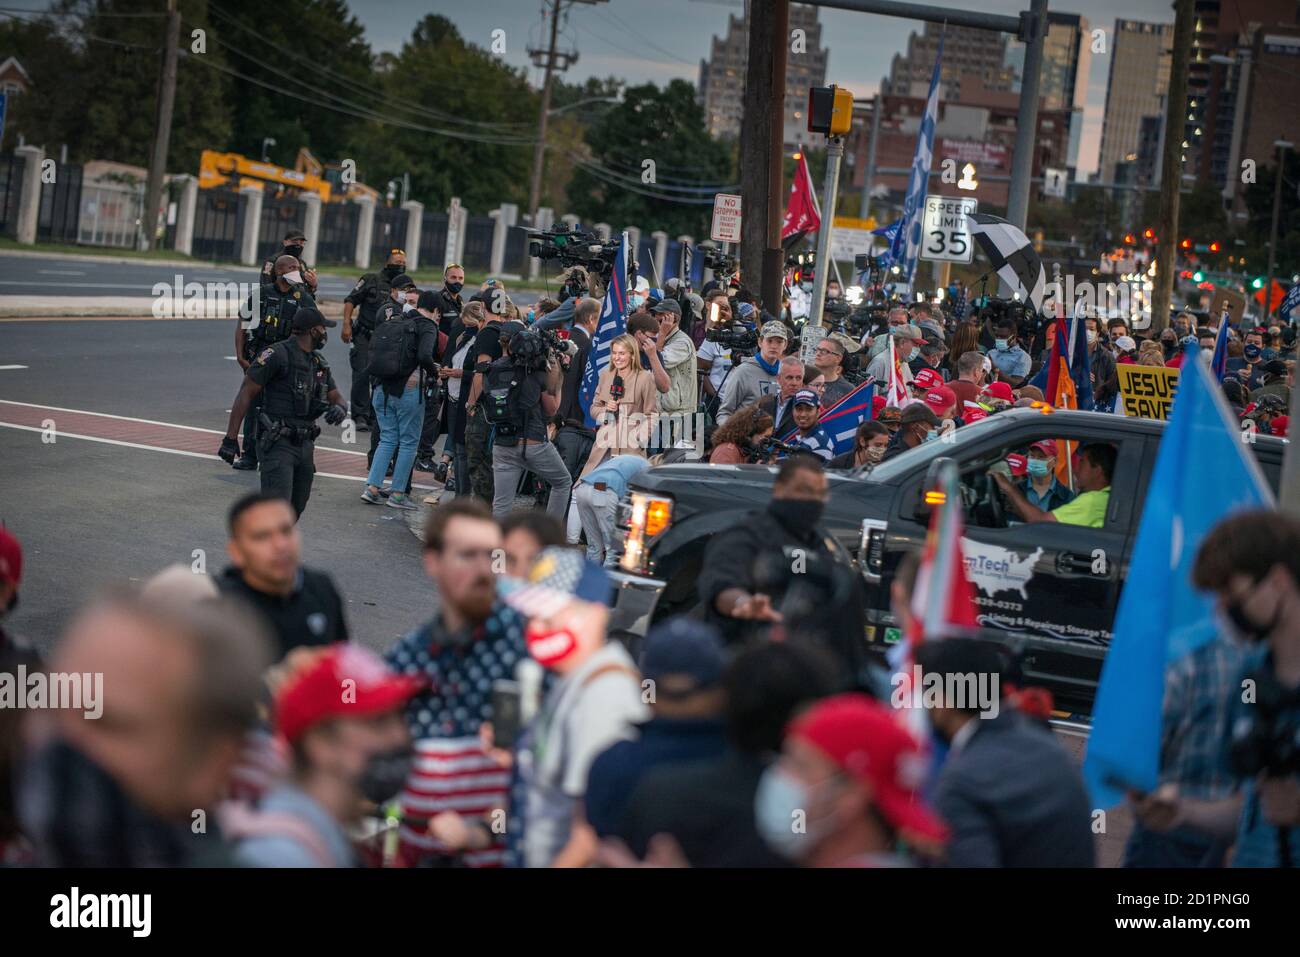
[359,745,414,804]
[284,243,304,259]
[906,348,919,362]
[1027,458,1051,477]
[1224,589,1279,643]
[865,445,886,464]
[754,766,831,860]
[924,429,938,443]
[1244,345,1261,361]
[768,498,824,530]
[1202,347,1215,360]
[629,295,644,310]
[1086,331,1097,345]
[995,338,1010,351]
[526,623,581,669]
[311,330,327,350]
[445,281,463,295]
[383,264,403,280]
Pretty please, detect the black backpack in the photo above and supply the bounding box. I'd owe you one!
[482,360,523,437]
[366,307,418,380]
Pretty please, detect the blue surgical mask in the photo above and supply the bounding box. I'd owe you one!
[629,295,645,310]
[1027,458,1051,477]
[925,429,938,443]
[995,338,1010,351]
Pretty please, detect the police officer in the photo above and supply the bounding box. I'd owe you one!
[342,248,406,431]
[220,307,348,518]
[413,263,465,472]
[232,255,319,470]
[261,228,318,295]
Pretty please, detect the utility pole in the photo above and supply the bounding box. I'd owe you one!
[1150,0,1195,334]
[1005,0,1047,230]
[808,134,845,328]
[858,93,881,221]
[140,0,179,251]
[739,0,789,313]
[1264,140,1292,322]
[527,0,579,224]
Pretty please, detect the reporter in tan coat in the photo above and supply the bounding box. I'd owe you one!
[582,333,659,475]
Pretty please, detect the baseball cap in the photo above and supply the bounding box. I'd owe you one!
[1271,415,1290,437]
[792,389,819,408]
[290,306,336,331]
[1029,439,1057,457]
[828,331,862,354]
[981,381,1014,403]
[922,385,957,416]
[786,694,948,845]
[685,293,704,321]
[1005,452,1028,476]
[500,546,613,619]
[639,618,725,698]
[736,302,756,322]
[634,276,650,295]
[963,407,989,424]
[388,273,416,290]
[651,298,682,317]
[0,526,21,588]
[913,367,943,391]
[878,405,903,426]
[1261,359,1288,378]
[759,320,789,341]
[275,644,422,745]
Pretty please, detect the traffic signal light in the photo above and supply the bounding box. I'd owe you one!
[1180,238,1192,250]
[1193,271,1205,282]
[1208,241,1221,253]
[807,85,853,136]
[1123,233,1135,245]
[1143,228,1155,241]
[1252,277,1265,289]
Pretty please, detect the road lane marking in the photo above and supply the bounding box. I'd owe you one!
[0,423,434,488]
[0,399,367,456]
[37,269,85,276]
[0,365,28,370]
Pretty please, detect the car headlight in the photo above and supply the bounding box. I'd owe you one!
[621,492,674,574]
[859,518,888,583]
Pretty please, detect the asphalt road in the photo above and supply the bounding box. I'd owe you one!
[0,253,545,303]
[0,317,434,658]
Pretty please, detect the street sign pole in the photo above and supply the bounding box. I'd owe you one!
[809,135,844,328]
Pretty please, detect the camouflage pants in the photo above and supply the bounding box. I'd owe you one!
[464,405,495,504]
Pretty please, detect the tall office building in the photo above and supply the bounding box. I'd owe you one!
[1006,12,1092,172]
[882,22,1016,100]
[698,2,829,147]
[1098,20,1174,184]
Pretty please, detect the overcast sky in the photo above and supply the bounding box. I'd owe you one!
[352,0,1179,177]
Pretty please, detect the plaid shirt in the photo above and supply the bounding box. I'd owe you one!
[1159,636,1248,800]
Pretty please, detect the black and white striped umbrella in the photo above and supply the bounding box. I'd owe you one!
[965,212,1046,313]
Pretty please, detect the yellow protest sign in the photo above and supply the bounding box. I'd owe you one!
[1117,364,1180,420]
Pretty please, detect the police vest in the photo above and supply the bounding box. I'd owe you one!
[353,274,393,331]
[262,342,332,422]
[252,284,315,349]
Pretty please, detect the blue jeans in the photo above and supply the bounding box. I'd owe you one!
[366,383,422,491]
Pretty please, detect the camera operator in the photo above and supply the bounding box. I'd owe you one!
[554,297,600,478]
[708,406,775,464]
[696,291,739,398]
[697,456,867,678]
[1130,511,1300,867]
[486,329,570,520]
[716,322,789,426]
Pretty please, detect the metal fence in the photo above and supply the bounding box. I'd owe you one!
[317,202,359,266]
[38,162,82,244]
[462,215,495,271]
[503,224,530,276]
[190,187,245,262]
[257,192,309,264]
[0,152,22,238]
[78,181,145,249]
[419,210,449,268]
[369,205,408,269]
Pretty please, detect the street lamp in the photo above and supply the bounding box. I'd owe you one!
[260,137,277,162]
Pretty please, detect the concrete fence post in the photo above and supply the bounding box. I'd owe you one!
[14,145,43,245]
[353,195,376,269]
[238,186,263,266]
[298,192,322,266]
[401,200,424,272]
[173,174,198,256]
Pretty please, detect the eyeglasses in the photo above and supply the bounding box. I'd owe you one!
[813,346,840,356]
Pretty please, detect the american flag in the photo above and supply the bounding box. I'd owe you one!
[397,736,511,868]
[580,232,629,428]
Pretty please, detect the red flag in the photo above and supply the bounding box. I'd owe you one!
[781,153,821,248]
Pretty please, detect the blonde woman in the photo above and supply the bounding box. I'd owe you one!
[583,333,658,474]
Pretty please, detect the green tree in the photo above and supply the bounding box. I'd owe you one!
[565,79,734,238]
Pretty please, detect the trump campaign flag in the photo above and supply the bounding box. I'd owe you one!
[780,380,875,455]
[1083,346,1274,809]
[1279,282,1300,324]
[891,34,943,293]
[781,152,821,249]
[579,232,629,428]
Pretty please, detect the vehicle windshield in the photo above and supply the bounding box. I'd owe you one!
[866,414,1008,482]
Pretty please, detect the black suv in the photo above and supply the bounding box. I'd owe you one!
[609,408,1287,715]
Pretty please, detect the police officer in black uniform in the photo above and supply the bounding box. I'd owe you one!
[343,248,406,431]
[413,262,465,473]
[232,255,319,470]
[220,307,348,518]
[261,228,318,295]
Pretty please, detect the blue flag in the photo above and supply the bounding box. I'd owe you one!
[579,232,629,428]
[1083,346,1274,809]
[1210,309,1230,380]
[894,34,943,292]
[1280,283,1300,323]
[1027,315,1094,411]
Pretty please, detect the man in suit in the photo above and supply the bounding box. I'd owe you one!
[754,357,805,439]
[913,637,1095,867]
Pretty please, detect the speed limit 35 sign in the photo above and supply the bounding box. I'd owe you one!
[920,196,978,264]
